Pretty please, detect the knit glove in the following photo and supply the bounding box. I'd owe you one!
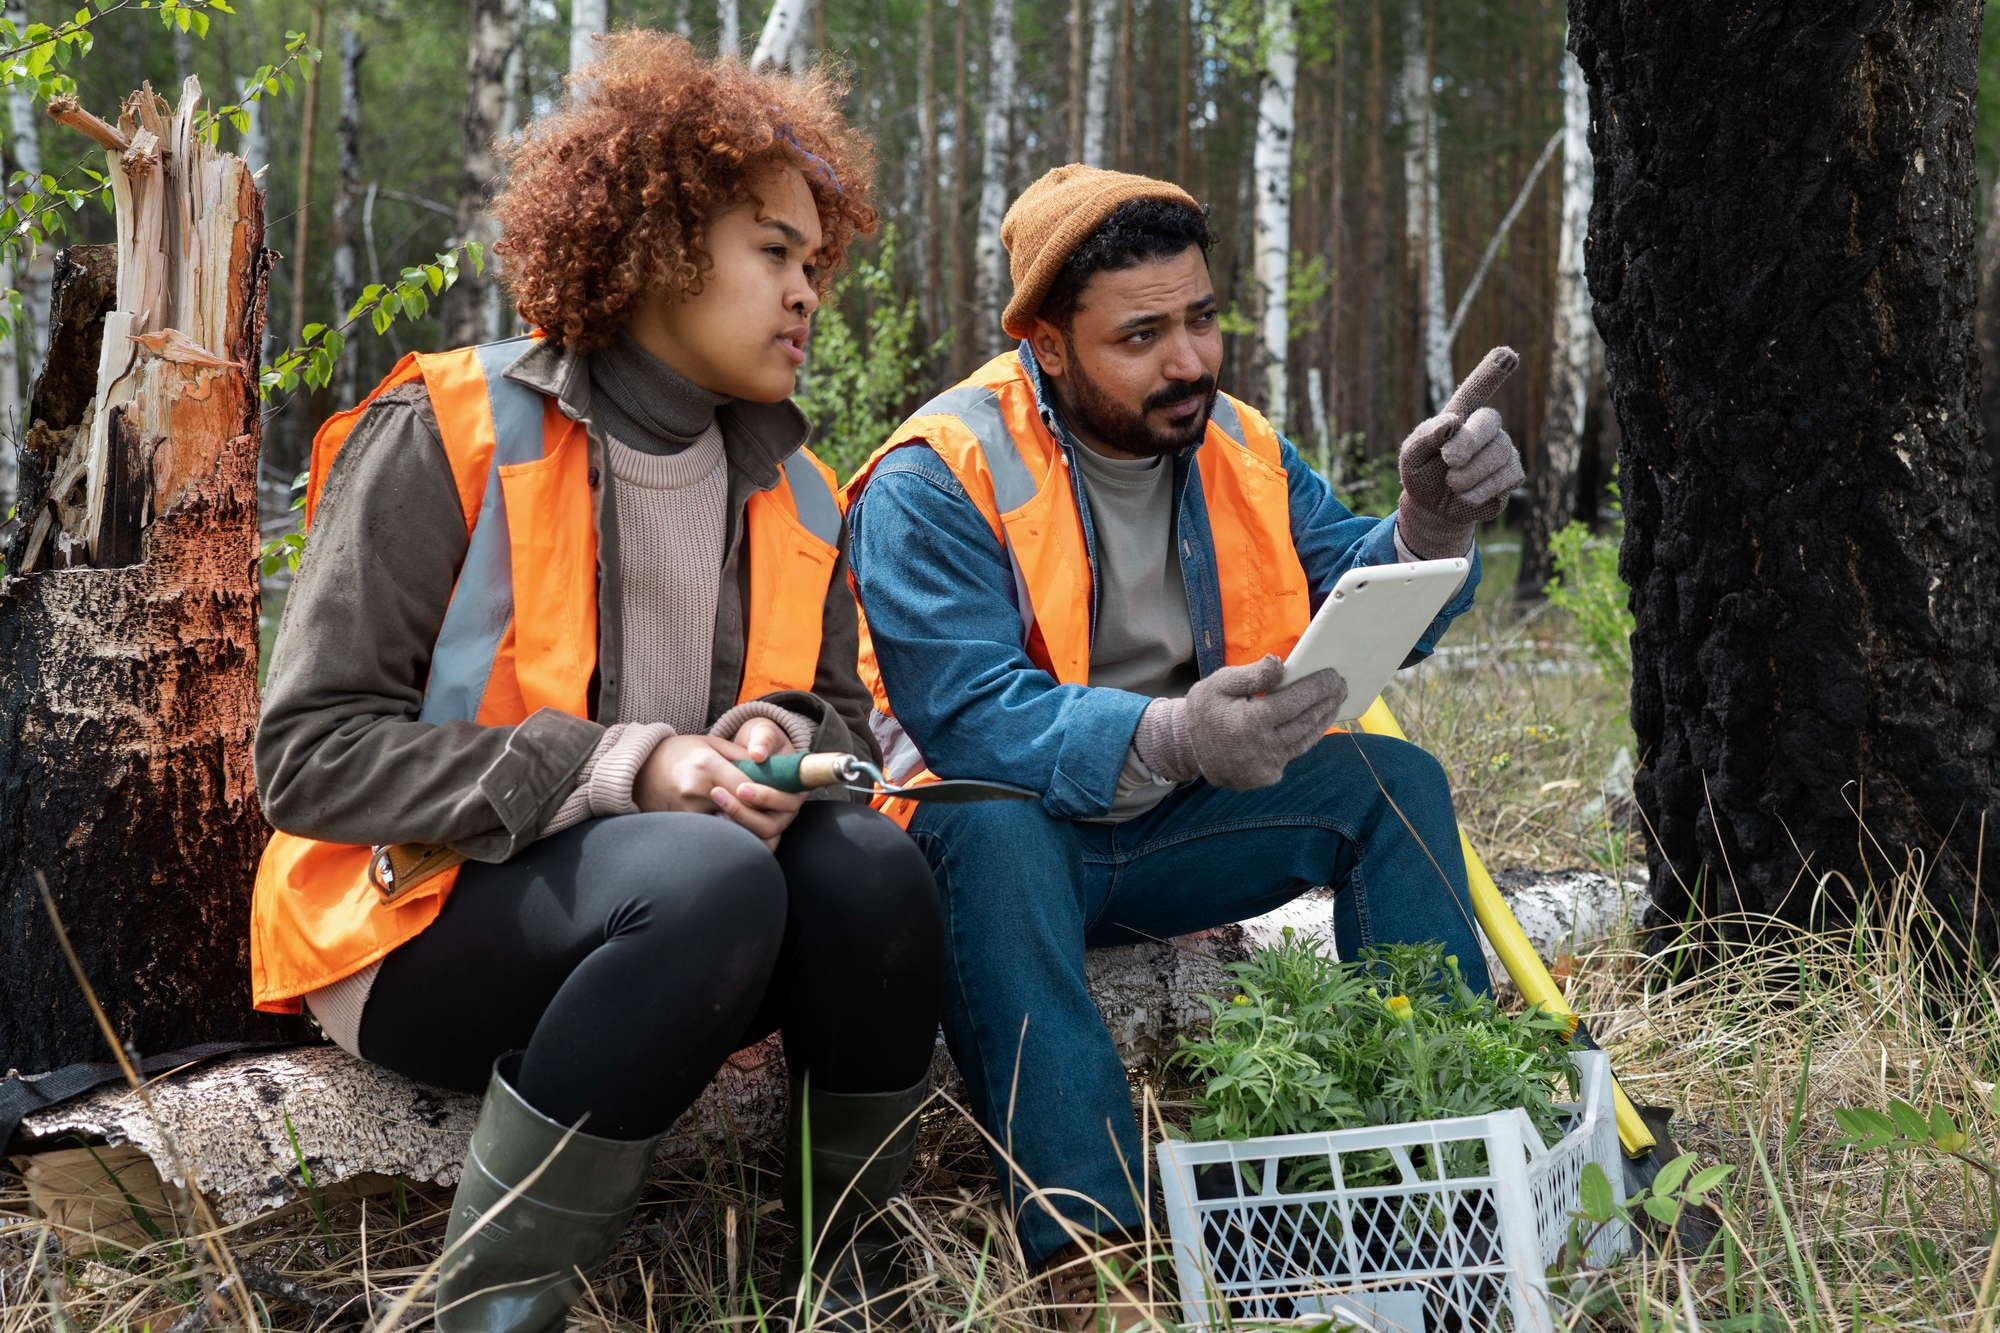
[1396,346,1525,559]
[1132,656,1349,792]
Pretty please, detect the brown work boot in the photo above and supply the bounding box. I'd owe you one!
[1036,1232,1168,1333]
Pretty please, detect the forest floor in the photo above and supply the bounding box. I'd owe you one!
[7,537,1998,1331]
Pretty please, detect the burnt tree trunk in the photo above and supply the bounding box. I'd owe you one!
[1572,2,2000,945]
[0,84,305,1072]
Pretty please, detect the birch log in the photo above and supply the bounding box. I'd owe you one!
[8,869,1646,1223]
[972,0,1016,357]
[0,80,305,1070]
[570,0,607,72]
[1250,0,1295,430]
[1519,47,1596,596]
[1081,0,1114,168]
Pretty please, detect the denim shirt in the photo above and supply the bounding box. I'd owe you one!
[845,344,1481,820]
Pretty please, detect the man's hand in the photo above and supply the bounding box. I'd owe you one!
[1396,346,1524,558]
[1133,656,1349,792]
[634,734,805,850]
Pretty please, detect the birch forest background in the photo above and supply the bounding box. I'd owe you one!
[1,0,1999,598]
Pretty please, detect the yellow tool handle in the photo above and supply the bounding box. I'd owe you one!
[1355,697,1658,1157]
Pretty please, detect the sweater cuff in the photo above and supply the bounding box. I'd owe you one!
[710,700,817,753]
[586,722,677,818]
[1132,697,1198,784]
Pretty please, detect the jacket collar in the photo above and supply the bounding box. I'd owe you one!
[503,335,813,491]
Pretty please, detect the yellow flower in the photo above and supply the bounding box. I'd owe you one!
[1232,994,1251,1005]
[1385,994,1413,1022]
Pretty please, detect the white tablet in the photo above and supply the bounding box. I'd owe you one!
[1278,558,1470,718]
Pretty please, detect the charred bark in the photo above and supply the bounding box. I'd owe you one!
[1572,2,2000,944]
[0,85,307,1072]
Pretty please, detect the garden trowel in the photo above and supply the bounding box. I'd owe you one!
[733,751,1038,804]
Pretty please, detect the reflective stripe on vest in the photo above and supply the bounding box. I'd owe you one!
[251,340,842,1012]
[422,338,546,724]
[841,351,1311,826]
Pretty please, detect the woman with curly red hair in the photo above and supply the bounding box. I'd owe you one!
[250,34,939,1332]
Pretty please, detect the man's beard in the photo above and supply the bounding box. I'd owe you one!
[1058,348,1217,459]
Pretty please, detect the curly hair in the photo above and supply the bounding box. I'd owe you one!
[493,32,878,352]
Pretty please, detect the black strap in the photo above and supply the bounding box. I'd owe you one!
[1,1041,302,1155]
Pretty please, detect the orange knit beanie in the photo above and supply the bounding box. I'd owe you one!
[999,165,1201,339]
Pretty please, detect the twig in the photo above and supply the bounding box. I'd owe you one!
[165,1270,391,1333]
[45,94,129,152]
[1443,127,1561,350]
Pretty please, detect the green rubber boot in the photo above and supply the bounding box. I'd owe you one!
[778,1075,929,1331]
[435,1054,660,1333]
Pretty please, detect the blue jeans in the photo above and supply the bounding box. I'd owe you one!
[907,729,1492,1265]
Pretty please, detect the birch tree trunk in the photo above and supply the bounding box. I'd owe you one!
[1081,0,1114,168]
[1398,0,1427,421]
[750,0,810,71]
[1517,46,1593,599]
[570,0,606,72]
[0,81,305,1070]
[718,0,740,58]
[973,0,1016,358]
[1420,90,1449,407]
[330,20,363,410]
[9,0,53,376]
[234,76,267,179]
[448,0,517,350]
[1250,0,1294,429]
[1575,0,2000,945]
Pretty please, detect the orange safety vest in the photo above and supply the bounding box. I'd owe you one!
[840,350,1312,826]
[250,337,844,1012]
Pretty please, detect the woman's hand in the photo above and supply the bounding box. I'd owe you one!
[633,734,805,850]
[728,715,797,763]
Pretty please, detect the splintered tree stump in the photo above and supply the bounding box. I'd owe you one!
[0,81,306,1071]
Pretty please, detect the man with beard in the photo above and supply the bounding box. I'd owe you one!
[841,167,1524,1330]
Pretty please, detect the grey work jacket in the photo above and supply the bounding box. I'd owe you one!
[254,338,875,864]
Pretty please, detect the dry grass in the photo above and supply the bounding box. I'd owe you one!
[7,596,1998,1331]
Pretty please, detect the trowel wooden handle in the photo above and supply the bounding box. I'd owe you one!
[732,752,852,792]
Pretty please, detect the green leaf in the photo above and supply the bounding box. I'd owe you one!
[1641,1195,1682,1225]
[1889,1099,1930,1142]
[1651,1152,1695,1198]
[1686,1163,1734,1196]
[1578,1162,1616,1223]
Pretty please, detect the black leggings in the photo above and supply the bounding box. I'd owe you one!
[357,802,944,1140]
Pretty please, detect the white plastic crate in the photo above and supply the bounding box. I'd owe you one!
[1157,1051,1629,1333]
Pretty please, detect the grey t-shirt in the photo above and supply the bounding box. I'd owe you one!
[1072,443,1198,821]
